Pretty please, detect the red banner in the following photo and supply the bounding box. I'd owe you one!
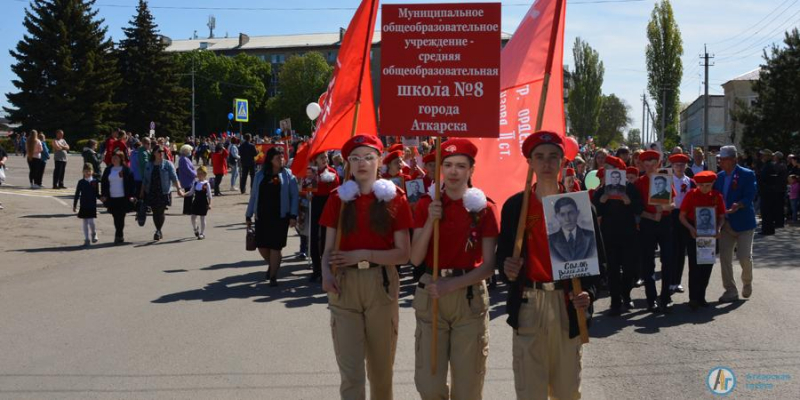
[380,3,501,138]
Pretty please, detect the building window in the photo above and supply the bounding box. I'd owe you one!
[328,51,337,63]
[270,54,285,64]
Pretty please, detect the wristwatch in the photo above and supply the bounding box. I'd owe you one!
[358,260,370,269]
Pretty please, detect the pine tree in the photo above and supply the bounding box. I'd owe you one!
[116,0,188,140]
[4,0,122,140]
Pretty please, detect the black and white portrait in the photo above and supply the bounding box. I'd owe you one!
[696,238,716,264]
[604,169,626,197]
[389,176,405,189]
[543,192,600,280]
[405,179,425,204]
[649,172,672,205]
[695,207,716,237]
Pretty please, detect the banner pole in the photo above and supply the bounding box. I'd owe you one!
[431,136,443,375]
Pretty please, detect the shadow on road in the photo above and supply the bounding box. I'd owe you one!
[9,242,119,253]
[591,300,745,338]
[751,227,799,268]
[19,213,75,219]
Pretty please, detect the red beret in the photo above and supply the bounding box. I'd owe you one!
[383,150,403,165]
[694,170,718,184]
[605,156,626,170]
[522,131,564,157]
[565,168,575,177]
[342,134,383,159]
[668,153,691,164]
[626,166,639,175]
[639,150,661,162]
[597,167,605,180]
[422,153,436,164]
[441,138,478,160]
[387,143,404,154]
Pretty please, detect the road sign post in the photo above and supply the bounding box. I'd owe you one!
[234,98,249,135]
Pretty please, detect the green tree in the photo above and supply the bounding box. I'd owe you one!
[174,51,271,136]
[267,52,333,136]
[646,0,683,149]
[116,0,188,140]
[567,37,604,141]
[595,94,631,148]
[626,128,643,149]
[4,0,122,140]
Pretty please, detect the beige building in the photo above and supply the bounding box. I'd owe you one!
[721,68,760,148]
[679,94,726,149]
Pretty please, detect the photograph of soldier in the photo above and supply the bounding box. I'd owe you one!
[405,179,425,204]
[605,169,626,197]
[649,173,672,205]
[546,195,597,263]
[695,207,716,237]
[301,166,318,193]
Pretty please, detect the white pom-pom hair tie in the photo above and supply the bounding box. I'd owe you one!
[320,170,336,183]
[337,180,360,202]
[372,179,398,202]
[463,188,487,213]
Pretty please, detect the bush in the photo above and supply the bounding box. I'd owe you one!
[0,138,15,153]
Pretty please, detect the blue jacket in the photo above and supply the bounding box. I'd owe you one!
[714,165,757,232]
[246,167,299,220]
[142,160,179,195]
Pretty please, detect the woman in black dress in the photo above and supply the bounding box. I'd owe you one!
[245,146,299,286]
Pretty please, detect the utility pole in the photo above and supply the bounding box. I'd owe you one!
[191,57,196,143]
[702,44,715,152]
[642,92,646,146]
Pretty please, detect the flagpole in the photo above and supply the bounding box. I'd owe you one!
[331,0,379,271]
[510,0,588,344]
[431,136,442,375]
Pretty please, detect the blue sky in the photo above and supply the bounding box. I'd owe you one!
[2,0,796,136]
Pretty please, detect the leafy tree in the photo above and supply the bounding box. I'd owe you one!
[736,28,800,152]
[174,51,271,137]
[626,128,643,149]
[567,37,604,141]
[267,52,333,136]
[646,0,683,148]
[596,94,631,148]
[4,0,122,140]
[116,0,188,140]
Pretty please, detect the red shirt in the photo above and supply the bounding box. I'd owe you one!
[524,188,557,282]
[680,188,725,224]
[635,174,676,215]
[211,149,229,175]
[319,189,413,251]
[103,139,128,165]
[314,165,340,197]
[413,193,499,269]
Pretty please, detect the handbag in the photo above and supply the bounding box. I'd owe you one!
[136,199,147,226]
[246,225,257,251]
[0,166,6,184]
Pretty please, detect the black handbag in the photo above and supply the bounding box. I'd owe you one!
[136,200,147,227]
[246,226,256,251]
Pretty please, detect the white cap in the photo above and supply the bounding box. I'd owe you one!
[719,145,737,159]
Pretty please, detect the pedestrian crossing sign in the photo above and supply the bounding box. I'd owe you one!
[234,98,249,122]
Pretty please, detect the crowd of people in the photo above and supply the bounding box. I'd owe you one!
[2,126,795,399]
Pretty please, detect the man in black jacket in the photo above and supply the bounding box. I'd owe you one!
[238,133,258,194]
[497,131,596,400]
[759,149,779,235]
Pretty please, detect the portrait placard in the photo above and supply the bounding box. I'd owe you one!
[604,169,626,198]
[695,206,716,237]
[405,179,425,204]
[696,238,716,264]
[543,191,600,280]
[648,171,673,206]
[389,175,405,190]
[302,166,318,193]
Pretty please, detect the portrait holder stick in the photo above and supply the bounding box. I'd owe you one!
[509,0,587,344]
[431,136,442,375]
[572,278,590,344]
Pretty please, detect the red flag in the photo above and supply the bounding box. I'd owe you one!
[469,0,566,206]
[292,0,379,178]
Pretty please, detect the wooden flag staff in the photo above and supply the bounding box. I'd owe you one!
[430,136,443,375]
[509,0,588,344]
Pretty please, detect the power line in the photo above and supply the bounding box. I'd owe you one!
[708,0,795,46]
[714,0,799,55]
[716,11,800,62]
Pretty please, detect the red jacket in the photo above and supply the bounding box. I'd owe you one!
[211,149,229,175]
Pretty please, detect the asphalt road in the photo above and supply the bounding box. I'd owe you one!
[1,154,798,399]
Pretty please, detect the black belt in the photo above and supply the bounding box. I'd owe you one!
[424,267,470,277]
[523,280,565,290]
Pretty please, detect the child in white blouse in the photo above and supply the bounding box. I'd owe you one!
[181,166,212,239]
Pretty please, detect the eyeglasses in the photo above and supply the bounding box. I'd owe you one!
[347,155,378,164]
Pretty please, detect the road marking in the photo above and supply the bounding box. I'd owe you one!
[0,187,69,206]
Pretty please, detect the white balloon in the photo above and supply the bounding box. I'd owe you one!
[306,102,321,120]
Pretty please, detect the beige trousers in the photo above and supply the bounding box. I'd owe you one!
[413,273,490,400]
[512,288,582,400]
[329,266,400,400]
[719,227,754,295]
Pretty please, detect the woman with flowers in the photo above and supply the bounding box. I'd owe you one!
[409,138,499,399]
[245,146,299,286]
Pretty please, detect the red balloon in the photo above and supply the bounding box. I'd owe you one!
[564,136,579,161]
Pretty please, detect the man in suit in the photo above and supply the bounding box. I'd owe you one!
[714,145,757,302]
[548,197,596,262]
[651,175,671,200]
